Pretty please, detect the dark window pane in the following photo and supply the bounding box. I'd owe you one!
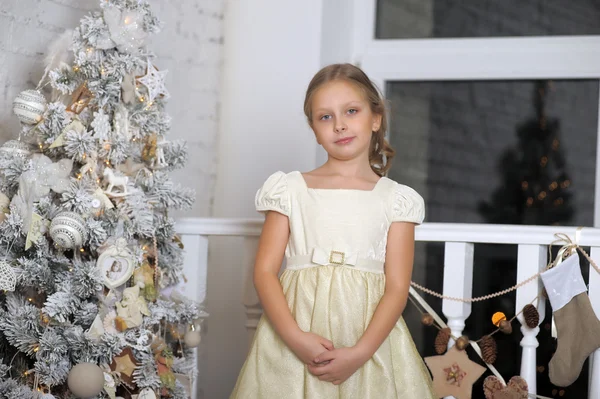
[387,79,598,227]
[376,0,600,39]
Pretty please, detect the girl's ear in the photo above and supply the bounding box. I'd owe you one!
[372,114,383,132]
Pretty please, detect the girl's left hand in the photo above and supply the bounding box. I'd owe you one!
[307,347,368,385]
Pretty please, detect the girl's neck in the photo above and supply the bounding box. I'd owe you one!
[320,155,377,181]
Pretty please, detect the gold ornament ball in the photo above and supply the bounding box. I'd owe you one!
[67,362,104,398]
[420,313,434,326]
[184,329,202,348]
[455,336,470,351]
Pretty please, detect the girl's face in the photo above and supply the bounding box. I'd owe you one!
[310,80,382,163]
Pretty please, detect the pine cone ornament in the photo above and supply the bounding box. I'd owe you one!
[523,304,539,328]
[434,327,451,354]
[480,335,497,364]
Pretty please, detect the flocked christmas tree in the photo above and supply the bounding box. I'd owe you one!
[0,1,205,398]
[479,80,574,226]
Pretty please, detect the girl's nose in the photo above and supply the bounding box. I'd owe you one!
[335,122,347,133]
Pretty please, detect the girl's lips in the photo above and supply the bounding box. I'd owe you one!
[335,137,354,145]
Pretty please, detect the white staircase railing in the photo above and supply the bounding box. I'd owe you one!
[176,218,600,399]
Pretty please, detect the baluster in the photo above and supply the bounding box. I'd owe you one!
[442,242,474,346]
[515,244,546,396]
[588,246,600,399]
[179,233,209,399]
[242,236,262,349]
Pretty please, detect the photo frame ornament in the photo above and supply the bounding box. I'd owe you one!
[97,237,135,289]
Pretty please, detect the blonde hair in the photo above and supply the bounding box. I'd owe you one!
[303,63,395,177]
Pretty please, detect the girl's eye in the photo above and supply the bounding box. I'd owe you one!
[348,108,358,115]
[319,115,331,121]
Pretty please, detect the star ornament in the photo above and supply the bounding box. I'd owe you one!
[137,60,170,102]
[424,346,486,399]
[110,347,138,388]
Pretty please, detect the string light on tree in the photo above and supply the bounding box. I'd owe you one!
[479,80,574,226]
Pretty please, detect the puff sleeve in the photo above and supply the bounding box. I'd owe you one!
[390,183,425,224]
[255,171,291,217]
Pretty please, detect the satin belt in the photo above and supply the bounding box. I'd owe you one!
[285,247,384,274]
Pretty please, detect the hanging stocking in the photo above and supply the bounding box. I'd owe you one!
[540,251,600,387]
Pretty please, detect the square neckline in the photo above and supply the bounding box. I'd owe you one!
[295,171,386,192]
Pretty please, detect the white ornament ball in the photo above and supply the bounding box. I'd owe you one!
[13,89,47,125]
[138,388,157,399]
[50,212,88,249]
[67,362,104,398]
[0,140,32,158]
[183,329,202,348]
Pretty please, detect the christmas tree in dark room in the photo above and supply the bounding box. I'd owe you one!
[479,80,574,226]
[478,80,581,398]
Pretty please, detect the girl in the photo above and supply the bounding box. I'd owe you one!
[230,64,435,398]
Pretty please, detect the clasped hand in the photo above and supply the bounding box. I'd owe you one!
[292,331,367,386]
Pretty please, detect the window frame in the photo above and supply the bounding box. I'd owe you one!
[349,0,600,226]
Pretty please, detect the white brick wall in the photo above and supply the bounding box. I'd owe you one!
[0,0,224,218]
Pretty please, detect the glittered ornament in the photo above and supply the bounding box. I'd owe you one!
[67,362,105,398]
[184,327,201,348]
[13,89,47,124]
[50,211,87,249]
[19,154,73,201]
[137,60,169,102]
[421,313,434,326]
[102,7,148,53]
[0,260,16,291]
[0,140,32,158]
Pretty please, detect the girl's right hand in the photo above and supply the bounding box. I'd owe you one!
[290,331,334,366]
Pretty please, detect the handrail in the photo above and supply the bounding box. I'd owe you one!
[176,218,600,245]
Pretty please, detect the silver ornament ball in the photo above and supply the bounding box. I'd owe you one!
[13,89,47,125]
[50,212,87,249]
[0,140,32,158]
[67,362,104,398]
[184,329,202,348]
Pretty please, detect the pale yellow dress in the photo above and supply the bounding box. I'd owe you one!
[230,171,436,399]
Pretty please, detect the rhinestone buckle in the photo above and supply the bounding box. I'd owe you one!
[329,250,345,265]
